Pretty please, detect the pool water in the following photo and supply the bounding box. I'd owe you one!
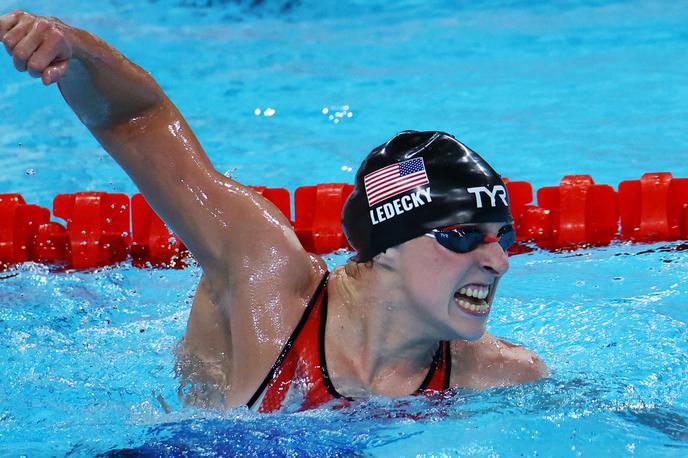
[1,0,687,456]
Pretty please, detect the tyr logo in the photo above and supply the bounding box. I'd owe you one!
[466,185,508,208]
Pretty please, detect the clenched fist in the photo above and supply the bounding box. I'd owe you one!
[1,10,73,85]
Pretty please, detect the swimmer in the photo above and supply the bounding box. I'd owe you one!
[1,11,548,412]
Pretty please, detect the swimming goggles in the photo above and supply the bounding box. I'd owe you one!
[425,224,516,254]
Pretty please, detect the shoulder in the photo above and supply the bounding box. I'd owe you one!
[449,332,549,389]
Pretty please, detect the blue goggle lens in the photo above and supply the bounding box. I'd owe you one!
[433,225,515,253]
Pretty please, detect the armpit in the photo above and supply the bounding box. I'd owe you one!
[174,338,230,409]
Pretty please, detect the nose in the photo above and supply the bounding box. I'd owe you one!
[478,238,509,277]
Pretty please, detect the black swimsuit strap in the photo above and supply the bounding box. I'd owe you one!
[246,271,330,409]
[415,341,451,392]
[317,285,352,400]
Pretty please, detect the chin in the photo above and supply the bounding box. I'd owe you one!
[459,327,486,342]
[447,306,488,341]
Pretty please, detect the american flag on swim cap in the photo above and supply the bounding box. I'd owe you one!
[364,157,429,206]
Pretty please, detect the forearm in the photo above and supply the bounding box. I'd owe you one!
[58,26,163,129]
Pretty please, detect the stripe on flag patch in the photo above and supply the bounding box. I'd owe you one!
[364,157,429,207]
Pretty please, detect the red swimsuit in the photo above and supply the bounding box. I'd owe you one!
[246,272,453,413]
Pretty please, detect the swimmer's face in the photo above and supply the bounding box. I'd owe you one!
[393,222,510,341]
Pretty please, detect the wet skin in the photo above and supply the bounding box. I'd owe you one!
[1,11,549,408]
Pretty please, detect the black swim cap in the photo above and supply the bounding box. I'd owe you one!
[342,131,512,261]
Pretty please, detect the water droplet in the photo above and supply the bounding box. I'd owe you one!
[321,107,329,114]
[264,107,276,117]
[254,108,262,116]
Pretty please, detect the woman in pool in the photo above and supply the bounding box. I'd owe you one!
[1,11,548,412]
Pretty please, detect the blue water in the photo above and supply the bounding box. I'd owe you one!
[1,0,688,456]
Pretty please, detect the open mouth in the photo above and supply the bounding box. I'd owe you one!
[453,284,491,317]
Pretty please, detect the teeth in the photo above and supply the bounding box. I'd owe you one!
[457,285,490,300]
[456,298,490,314]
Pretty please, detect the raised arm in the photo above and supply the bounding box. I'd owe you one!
[0,11,316,290]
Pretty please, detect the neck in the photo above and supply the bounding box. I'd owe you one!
[325,265,440,395]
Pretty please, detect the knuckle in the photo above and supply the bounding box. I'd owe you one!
[17,15,32,27]
[46,28,62,40]
[34,18,50,31]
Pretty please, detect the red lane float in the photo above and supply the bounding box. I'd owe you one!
[501,179,535,255]
[53,192,131,269]
[33,222,69,263]
[2,173,687,270]
[519,206,553,242]
[0,194,51,265]
[534,175,618,248]
[502,178,534,237]
[131,194,188,268]
[294,184,354,254]
[618,173,688,242]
